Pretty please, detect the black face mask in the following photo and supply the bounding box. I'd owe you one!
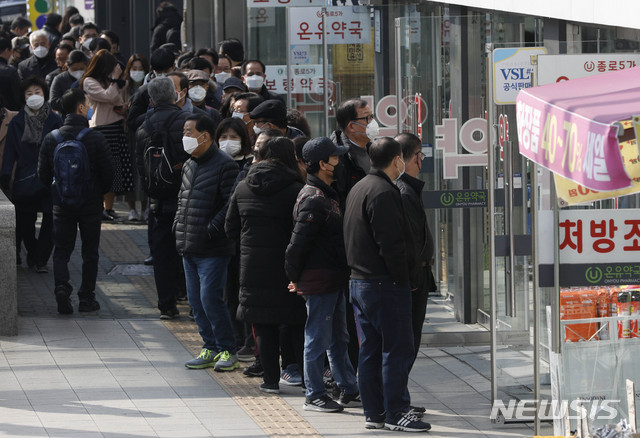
[327,161,343,182]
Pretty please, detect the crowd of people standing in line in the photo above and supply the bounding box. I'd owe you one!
[0,2,437,433]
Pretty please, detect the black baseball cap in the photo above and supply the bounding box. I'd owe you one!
[302,137,348,164]
[222,76,245,92]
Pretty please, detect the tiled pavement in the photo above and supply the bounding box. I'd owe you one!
[0,206,535,437]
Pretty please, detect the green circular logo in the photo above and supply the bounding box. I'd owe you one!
[585,267,603,284]
[35,0,50,13]
[440,192,454,207]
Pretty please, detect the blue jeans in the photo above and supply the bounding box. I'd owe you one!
[303,290,358,400]
[350,278,413,420]
[183,255,236,354]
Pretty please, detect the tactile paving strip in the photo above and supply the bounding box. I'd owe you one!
[100,223,322,437]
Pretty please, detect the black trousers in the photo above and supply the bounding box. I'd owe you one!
[149,208,184,312]
[253,323,304,386]
[16,208,53,268]
[52,211,101,301]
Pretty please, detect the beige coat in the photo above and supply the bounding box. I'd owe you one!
[83,77,128,128]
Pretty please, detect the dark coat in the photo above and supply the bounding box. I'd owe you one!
[343,168,411,284]
[174,144,238,257]
[0,58,21,111]
[285,174,349,295]
[49,71,76,113]
[395,173,437,292]
[126,83,150,133]
[38,114,114,216]
[17,53,58,81]
[135,103,189,212]
[0,106,62,212]
[330,129,369,207]
[150,9,182,53]
[225,161,306,325]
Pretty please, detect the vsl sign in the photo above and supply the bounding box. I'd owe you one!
[435,118,488,179]
[493,47,547,105]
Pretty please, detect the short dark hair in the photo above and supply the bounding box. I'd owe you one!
[0,37,11,53]
[235,92,263,112]
[287,109,311,137]
[67,49,88,66]
[69,13,84,26]
[20,76,49,103]
[369,137,401,169]
[292,136,309,162]
[57,43,74,54]
[241,59,266,76]
[336,98,368,131]
[195,48,219,66]
[11,17,31,31]
[89,37,111,53]
[218,38,244,63]
[45,13,63,28]
[177,50,194,68]
[100,30,119,46]
[80,22,99,35]
[259,137,302,181]
[186,56,212,73]
[157,1,177,15]
[215,118,252,157]
[167,71,189,92]
[395,132,421,160]
[61,88,86,115]
[150,48,175,72]
[186,114,218,139]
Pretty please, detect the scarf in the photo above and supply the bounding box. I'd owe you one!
[22,103,50,145]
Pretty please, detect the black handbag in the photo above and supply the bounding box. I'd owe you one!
[11,165,47,204]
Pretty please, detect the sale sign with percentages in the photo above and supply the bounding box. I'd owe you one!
[288,6,371,46]
[516,67,640,192]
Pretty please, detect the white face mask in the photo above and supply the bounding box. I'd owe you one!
[83,38,94,50]
[130,70,145,83]
[232,111,247,121]
[245,75,264,90]
[395,156,406,181]
[70,69,84,80]
[188,85,206,103]
[366,119,380,141]
[26,94,44,110]
[219,139,242,157]
[253,125,262,135]
[33,46,48,59]
[182,135,201,154]
[215,72,231,84]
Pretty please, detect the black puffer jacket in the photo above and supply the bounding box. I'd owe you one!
[38,114,114,216]
[225,161,306,325]
[135,104,189,212]
[174,145,238,257]
[330,129,369,207]
[285,174,349,295]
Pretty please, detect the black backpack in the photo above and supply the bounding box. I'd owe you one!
[142,111,183,199]
[51,128,93,209]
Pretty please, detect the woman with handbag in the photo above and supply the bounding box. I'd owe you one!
[0,76,62,272]
[80,49,133,221]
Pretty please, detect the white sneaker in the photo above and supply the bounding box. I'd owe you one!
[128,209,140,221]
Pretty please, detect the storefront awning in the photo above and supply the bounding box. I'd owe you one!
[516,67,640,193]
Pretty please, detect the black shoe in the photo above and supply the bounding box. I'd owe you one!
[243,359,264,377]
[35,265,48,274]
[78,299,100,312]
[102,210,116,222]
[259,382,279,394]
[176,292,188,302]
[188,307,194,320]
[106,209,119,219]
[365,413,386,430]
[143,255,153,265]
[385,412,431,432]
[304,394,344,413]
[55,286,73,315]
[338,391,362,408]
[160,307,179,320]
[409,405,426,418]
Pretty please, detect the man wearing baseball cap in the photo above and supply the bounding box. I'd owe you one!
[249,99,305,140]
[285,137,361,413]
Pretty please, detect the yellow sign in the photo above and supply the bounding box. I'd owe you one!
[28,0,57,30]
[555,120,640,206]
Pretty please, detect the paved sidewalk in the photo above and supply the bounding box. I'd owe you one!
[0,208,535,437]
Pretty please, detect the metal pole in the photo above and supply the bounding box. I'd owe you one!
[505,140,516,317]
[286,8,292,110]
[395,18,402,135]
[322,7,330,137]
[532,162,540,435]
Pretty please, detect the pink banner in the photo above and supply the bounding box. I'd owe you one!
[516,93,630,191]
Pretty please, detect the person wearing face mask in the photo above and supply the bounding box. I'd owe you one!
[174,114,240,372]
[17,30,57,81]
[0,76,63,273]
[241,60,283,103]
[79,22,99,57]
[249,99,305,140]
[230,91,262,144]
[135,76,189,320]
[45,44,74,90]
[124,53,149,97]
[285,137,361,413]
[393,133,436,420]
[185,69,222,125]
[343,137,430,433]
[50,50,89,113]
[38,88,114,314]
[10,37,31,69]
[0,37,22,111]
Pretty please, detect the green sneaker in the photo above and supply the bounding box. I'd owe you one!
[213,350,239,372]
[185,348,218,369]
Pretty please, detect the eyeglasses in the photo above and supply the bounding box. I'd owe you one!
[353,114,375,124]
[416,151,426,161]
